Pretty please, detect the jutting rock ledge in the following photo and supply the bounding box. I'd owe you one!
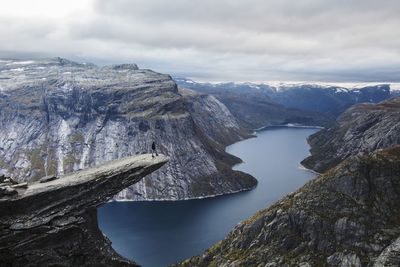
[0,154,168,267]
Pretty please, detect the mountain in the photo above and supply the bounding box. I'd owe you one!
[0,154,167,267]
[175,146,400,267]
[0,58,256,201]
[392,89,400,97]
[175,79,332,129]
[175,78,393,126]
[268,84,391,116]
[302,97,400,173]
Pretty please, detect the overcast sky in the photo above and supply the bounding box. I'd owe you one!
[0,0,399,82]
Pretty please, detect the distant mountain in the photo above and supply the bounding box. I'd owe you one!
[175,78,333,128]
[174,82,400,267]
[392,89,400,97]
[268,84,391,116]
[175,78,393,123]
[0,58,256,201]
[302,97,400,173]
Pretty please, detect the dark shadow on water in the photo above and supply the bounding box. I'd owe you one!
[98,127,319,267]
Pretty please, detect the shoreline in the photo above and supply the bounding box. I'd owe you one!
[255,123,324,132]
[112,185,256,202]
[112,124,322,203]
[298,163,321,175]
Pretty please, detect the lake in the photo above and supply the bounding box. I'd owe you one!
[98,127,318,267]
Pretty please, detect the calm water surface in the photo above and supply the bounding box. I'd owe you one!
[98,127,318,267]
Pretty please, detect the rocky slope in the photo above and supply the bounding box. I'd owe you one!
[267,84,391,117]
[0,58,256,200]
[302,97,400,173]
[175,79,393,126]
[176,79,332,128]
[0,154,168,267]
[175,146,400,267]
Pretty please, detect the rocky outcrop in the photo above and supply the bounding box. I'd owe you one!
[175,146,400,267]
[0,154,168,267]
[302,97,400,173]
[0,58,256,200]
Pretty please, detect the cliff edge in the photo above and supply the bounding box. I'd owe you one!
[0,154,168,266]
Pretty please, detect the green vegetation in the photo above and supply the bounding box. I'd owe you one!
[69,132,85,144]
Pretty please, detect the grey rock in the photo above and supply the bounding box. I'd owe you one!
[373,236,400,266]
[302,97,400,173]
[39,175,58,183]
[0,186,17,196]
[108,63,139,70]
[10,182,28,189]
[0,58,256,200]
[174,147,400,266]
[327,252,362,267]
[0,154,168,266]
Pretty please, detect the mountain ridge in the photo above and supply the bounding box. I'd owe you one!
[175,146,400,267]
[0,58,256,201]
[302,97,400,173]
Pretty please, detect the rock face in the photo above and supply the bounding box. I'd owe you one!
[302,97,400,173]
[0,58,256,200]
[175,147,400,267]
[267,84,391,117]
[176,79,332,129]
[175,78,393,127]
[0,154,168,267]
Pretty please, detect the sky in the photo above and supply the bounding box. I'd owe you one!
[0,0,399,82]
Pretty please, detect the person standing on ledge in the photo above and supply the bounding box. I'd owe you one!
[151,141,158,158]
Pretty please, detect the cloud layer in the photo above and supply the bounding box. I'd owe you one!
[1,0,399,81]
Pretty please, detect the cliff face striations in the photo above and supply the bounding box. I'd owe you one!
[175,147,400,267]
[0,154,168,267]
[302,97,400,173]
[0,58,256,200]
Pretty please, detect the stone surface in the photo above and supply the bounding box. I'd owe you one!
[302,97,400,173]
[0,154,168,266]
[0,58,256,200]
[39,174,58,183]
[174,147,400,267]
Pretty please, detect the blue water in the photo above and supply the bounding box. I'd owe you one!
[98,127,318,267]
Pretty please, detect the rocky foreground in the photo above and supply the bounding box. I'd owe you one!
[302,97,400,173]
[0,154,168,266]
[0,58,255,200]
[175,147,400,267]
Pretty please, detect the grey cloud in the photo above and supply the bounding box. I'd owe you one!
[0,0,400,81]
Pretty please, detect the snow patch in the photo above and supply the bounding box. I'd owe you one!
[57,120,71,175]
[10,68,24,72]
[6,60,35,65]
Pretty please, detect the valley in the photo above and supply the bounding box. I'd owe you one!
[1,58,399,267]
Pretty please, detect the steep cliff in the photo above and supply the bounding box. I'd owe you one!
[302,97,400,173]
[0,58,256,200]
[0,154,168,267]
[175,147,400,267]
